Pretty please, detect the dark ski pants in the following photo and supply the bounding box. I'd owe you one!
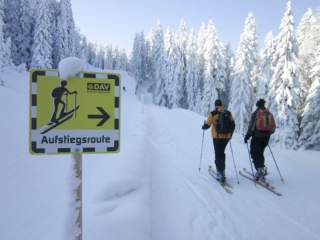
[213,138,229,173]
[250,136,270,170]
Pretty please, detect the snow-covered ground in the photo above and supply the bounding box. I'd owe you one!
[1,68,320,240]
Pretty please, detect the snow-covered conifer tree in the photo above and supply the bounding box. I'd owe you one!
[30,0,54,69]
[131,32,142,84]
[297,8,316,53]
[195,23,207,113]
[150,21,166,105]
[3,0,23,65]
[79,35,88,62]
[222,44,233,107]
[145,39,152,81]
[104,45,113,69]
[19,0,35,68]
[245,13,260,92]
[296,9,316,106]
[185,30,200,111]
[229,13,258,133]
[73,30,82,59]
[300,49,320,149]
[201,20,226,114]
[112,47,120,70]
[86,42,97,66]
[130,31,148,94]
[57,0,76,60]
[300,11,320,149]
[174,20,189,108]
[163,28,177,108]
[0,0,12,68]
[217,44,228,103]
[119,49,128,71]
[48,0,60,68]
[258,32,274,99]
[0,0,3,29]
[269,1,300,148]
[95,46,105,69]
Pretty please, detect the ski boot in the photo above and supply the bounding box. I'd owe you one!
[217,171,226,183]
[255,167,267,182]
[262,167,268,176]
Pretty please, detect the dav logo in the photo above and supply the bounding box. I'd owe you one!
[87,83,111,93]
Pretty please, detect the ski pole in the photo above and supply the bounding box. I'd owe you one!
[74,93,77,119]
[199,129,205,172]
[229,141,239,184]
[66,93,68,112]
[246,142,256,186]
[268,145,284,182]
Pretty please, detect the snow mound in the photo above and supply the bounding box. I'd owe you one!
[58,57,85,80]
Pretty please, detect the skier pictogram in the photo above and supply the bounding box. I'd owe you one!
[40,80,80,134]
[50,80,77,123]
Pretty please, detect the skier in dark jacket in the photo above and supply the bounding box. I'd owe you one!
[244,99,276,180]
[202,99,235,183]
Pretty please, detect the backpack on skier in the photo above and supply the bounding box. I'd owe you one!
[215,111,234,134]
[255,109,276,133]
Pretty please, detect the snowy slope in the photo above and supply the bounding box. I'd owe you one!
[140,105,320,240]
[0,68,73,240]
[1,68,320,240]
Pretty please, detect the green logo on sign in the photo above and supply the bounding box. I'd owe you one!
[87,83,111,93]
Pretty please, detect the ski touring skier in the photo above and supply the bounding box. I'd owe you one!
[244,98,276,181]
[202,99,235,183]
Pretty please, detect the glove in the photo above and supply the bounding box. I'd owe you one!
[202,124,210,130]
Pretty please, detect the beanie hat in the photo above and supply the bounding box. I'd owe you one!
[256,99,266,108]
[215,99,223,107]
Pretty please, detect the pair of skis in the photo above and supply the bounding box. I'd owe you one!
[239,168,282,196]
[208,166,233,194]
[207,166,282,196]
[41,106,80,134]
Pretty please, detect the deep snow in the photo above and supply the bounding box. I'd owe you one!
[0,67,320,240]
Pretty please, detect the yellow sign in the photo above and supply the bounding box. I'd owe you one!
[30,70,121,154]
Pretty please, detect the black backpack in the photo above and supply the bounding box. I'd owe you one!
[213,110,234,134]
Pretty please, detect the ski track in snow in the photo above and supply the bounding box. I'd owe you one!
[145,105,240,240]
[143,102,320,240]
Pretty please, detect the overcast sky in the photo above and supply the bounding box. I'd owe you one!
[72,0,319,53]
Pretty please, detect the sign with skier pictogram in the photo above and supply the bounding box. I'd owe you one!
[29,69,121,154]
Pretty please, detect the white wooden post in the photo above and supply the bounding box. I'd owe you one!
[73,152,82,240]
